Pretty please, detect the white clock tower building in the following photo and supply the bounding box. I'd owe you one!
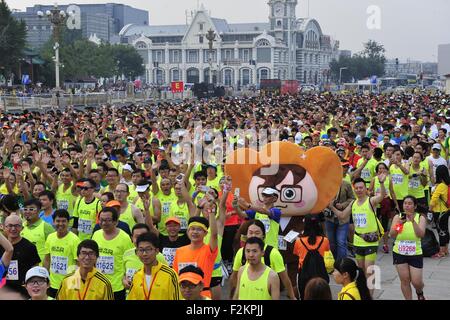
[269,0,298,79]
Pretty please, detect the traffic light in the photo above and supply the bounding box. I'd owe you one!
[395,58,399,66]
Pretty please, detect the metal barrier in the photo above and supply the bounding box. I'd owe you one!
[0,90,196,112]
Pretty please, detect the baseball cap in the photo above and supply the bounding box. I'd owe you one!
[165,217,181,225]
[261,187,278,196]
[136,184,150,193]
[25,266,49,283]
[178,272,203,285]
[432,143,442,150]
[410,117,417,120]
[122,164,133,172]
[106,200,121,207]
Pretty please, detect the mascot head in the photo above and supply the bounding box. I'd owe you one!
[225,142,342,215]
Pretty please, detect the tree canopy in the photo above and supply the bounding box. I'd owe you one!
[0,0,27,79]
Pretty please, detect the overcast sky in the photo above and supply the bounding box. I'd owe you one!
[7,0,450,62]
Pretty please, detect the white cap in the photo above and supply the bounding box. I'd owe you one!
[410,117,417,120]
[136,184,150,193]
[25,266,49,283]
[432,143,442,150]
[261,187,278,196]
[122,164,133,172]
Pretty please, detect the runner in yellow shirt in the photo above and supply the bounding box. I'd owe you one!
[43,209,81,298]
[56,240,114,300]
[122,223,168,291]
[333,257,372,300]
[127,232,181,300]
[233,237,280,300]
[91,207,134,300]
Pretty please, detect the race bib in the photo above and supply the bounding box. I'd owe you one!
[126,268,137,282]
[78,219,93,235]
[398,240,417,256]
[409,178,420,189]
[162,247,177,267]
[178,262,197,271]
[51,256,68,274]
[392,174,404,185]
[353,213,367,228]
[178,217,188,231]
[6,260,18,280]
[361,169,371,179]
[96,256,115,274]
[260,218,271,233]
[162,203,171,215]
[58,200,69,210]
[278,235,287,251]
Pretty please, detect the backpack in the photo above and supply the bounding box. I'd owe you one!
[241,245,273,267]
[421,228,439,257]
[447,185,450,208]
[298,237,329,300]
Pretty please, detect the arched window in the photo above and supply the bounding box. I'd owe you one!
[224,69,233,86]
[256,39,271,47]
[136,41,147,49]
[242,69,250,86]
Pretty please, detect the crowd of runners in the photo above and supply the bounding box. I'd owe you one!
[1,91,450,300]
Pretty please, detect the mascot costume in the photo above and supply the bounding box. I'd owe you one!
[225,141,342,293]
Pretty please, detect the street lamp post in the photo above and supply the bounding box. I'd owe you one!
[37,4,71,92]
[339,67,348,88]
[206,29,216,85]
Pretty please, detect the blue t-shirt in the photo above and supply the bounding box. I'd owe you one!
[39,210,55,227]
[246,208,282,223]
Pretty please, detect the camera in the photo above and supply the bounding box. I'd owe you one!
[323,208,334,218]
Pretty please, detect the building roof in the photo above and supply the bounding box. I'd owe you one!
[227,23,269,33]
[119,24,188,37]
[120,19,269,38]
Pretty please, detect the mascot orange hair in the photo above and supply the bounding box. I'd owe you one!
[225,141,342,216]
[225,141,343,295]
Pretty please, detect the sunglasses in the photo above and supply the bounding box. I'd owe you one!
[79,186,92,190]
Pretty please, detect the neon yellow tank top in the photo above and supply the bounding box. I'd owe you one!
[156,192,177,236]
[238,264,272,300]
[408,165,426,199]
[169,200,190,232]
[56,183,76,215]
[351,198,380,247]
[119,204,136,231]
[393,214,423,256]
[390,166,409,200]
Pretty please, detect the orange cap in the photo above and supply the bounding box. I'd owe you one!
[165,217,181,225]
[178,272,203,285]
[106,200,121,207]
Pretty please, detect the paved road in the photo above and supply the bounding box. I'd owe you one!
[222,231,450,300]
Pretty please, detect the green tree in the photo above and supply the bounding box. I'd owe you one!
[110,44,144,79]
[0,0,27,80]
[330,40,386,83]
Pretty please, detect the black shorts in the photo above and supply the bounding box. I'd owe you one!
[210,276,222,288]
[393,252,423,269]
[354,246,378,257]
